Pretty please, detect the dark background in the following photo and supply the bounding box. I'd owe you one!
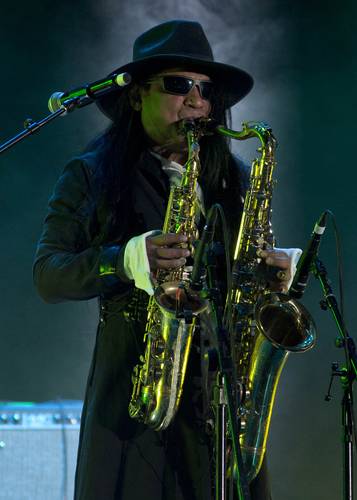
[0,1,356,498]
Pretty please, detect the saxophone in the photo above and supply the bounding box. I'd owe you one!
[128,119,207,430]
[219,121,316,482]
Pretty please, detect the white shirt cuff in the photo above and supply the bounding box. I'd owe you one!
[124,230,160,296]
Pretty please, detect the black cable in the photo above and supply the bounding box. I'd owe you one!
[214,203,233,306]
[204,203,237,392]
[325,210,344,319]
[214,203,240,420]
[325,210,356,451]
[210,203,251,498]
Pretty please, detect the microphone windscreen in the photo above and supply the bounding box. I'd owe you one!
[48,91,65,113]
[113,72,132,87]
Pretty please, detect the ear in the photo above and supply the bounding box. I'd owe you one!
[128,84,142,111]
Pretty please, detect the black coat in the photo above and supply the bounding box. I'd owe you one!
[34,149,271,500]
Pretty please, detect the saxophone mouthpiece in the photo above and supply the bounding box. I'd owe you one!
[179,118,220,137]
[181,119,196,132]
[176,119,195,137]
[199,117,219,132]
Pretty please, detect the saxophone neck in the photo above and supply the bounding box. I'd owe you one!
[215,121,277,150]
[194,118,277,155]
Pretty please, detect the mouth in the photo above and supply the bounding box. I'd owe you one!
[175,116,205,131]
[175,117,211,137]
[178,114,206,122]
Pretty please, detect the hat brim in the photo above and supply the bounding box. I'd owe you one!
[97,55,254,120]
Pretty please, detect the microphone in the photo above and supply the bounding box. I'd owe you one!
[190,206,218,291]
[289,211,328,299]
[48,72,132,113]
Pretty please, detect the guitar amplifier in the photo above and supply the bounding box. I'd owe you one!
[0,400,82,500]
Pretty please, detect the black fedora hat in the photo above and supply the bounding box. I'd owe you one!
[97,20,254,119]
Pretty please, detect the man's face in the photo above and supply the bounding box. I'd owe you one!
[138,69,212,149]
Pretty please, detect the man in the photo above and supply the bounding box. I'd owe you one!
[34,20,296,499]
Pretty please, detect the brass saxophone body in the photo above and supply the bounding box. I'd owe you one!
[129,120,207,431]
[220,122,316,482]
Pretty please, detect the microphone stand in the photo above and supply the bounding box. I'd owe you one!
[313,257,356,500]
[0,72,131,155]
[199,242,251,500]
[0,98,78,154]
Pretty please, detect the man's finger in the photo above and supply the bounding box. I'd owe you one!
[156,247,190,259]
[260,250,290,269]
[148,232,187,246]
[155,257,187,269]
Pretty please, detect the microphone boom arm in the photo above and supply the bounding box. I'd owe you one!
[0,72,131,155]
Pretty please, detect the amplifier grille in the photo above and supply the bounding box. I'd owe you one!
[0,400,82,500]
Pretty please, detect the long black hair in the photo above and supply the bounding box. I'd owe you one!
[84,82,246,245]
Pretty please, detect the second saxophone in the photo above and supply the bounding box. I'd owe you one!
[221,121,316,482]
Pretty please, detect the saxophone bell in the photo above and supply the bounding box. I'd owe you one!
[255,292,316,352]
[155,281,207,320]
[236,291,316,482]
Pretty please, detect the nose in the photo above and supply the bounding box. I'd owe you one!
[184,84,205,107]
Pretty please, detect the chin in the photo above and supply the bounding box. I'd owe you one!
[169,141,188,153]
[166,136,187,151]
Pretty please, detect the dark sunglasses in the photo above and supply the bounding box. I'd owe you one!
[146,75,214,100]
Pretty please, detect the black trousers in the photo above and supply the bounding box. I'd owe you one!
[75,375,272,500]
[108,425,272,500]
[74,311,272,500]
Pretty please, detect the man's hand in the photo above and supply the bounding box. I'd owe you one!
[145,235,294,293]
[146,233,190,271]
[258,248,292,293]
